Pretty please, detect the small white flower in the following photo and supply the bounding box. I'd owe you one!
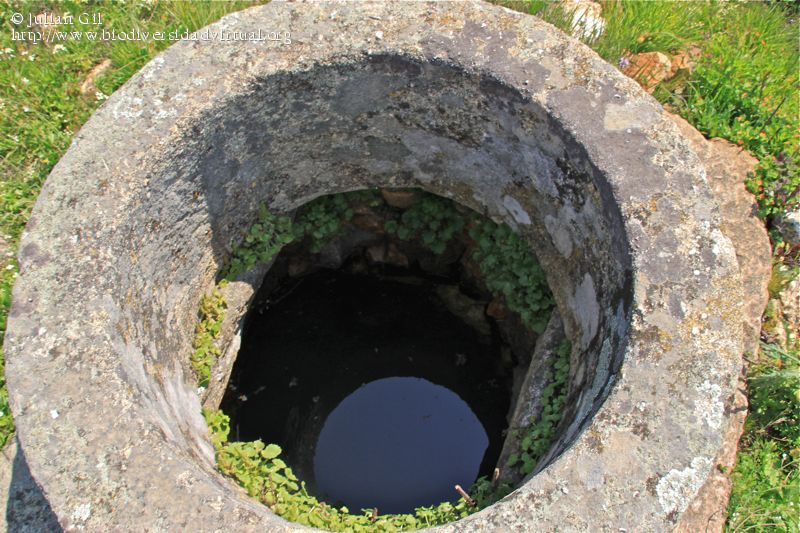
[21,77,30,85]
[0,411,4,417]
[95,91,108,101]
[5,264,14,270]
[28,54,35,61]
[2,48,12,54]
[22,106,31,113]
[52,44,67,54]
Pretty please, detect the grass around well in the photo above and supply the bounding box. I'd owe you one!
[1,0,798,529]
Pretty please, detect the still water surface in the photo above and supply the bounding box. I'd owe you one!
[314,376,489,514]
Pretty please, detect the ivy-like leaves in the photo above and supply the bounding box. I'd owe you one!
[469,220,554,334]
[220,205,295,282]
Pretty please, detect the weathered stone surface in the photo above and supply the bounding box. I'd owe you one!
[486,298,508,321]
[202,263,272,411]
[667,44,701,79]
[0,437,60,532]
[623,51,672,92]
[558,0,605,42]
[675,374,748,533]
[777,208,800,247]
[497,311,565,484]
[380,189,417,209]
[666,115,771,531]
[669,113,771,357]
[434,285,490,336]
[5,1,744,531]
[778,276,800,347]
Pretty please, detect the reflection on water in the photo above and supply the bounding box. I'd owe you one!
[313,376,489,514]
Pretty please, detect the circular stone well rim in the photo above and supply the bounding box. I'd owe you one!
[5,1,743,531]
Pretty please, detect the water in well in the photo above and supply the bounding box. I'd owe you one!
[221,266,512,514]
[314,376,488,513]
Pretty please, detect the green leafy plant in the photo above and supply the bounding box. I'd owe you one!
[193,190,556,529]
[385,195,465,255]
[292,194,354,253]
[469,220,554,334]
[191,281,227,388]
[220,205,295,281]
[508,340,571,476]
[203,409,496,531]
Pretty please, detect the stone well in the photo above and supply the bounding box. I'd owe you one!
[5,1,744,531]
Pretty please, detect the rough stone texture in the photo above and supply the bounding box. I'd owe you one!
[0,437,60,532]
[380,188,417,209]
[675,374,748,533]
[5,1,745,531]
[777,208,800,247]
[201,263,272,411]
[668,113,771,357]
[623,51,672,92]
[496,311,565,484]
[665,115,771,531]
[667,45,701,79]
[558,0,605,42]
[779,276,800,345]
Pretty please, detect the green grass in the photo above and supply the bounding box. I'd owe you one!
[728,343,799,532]
[1,0,799,529]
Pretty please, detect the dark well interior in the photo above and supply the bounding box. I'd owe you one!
[220,192,546,512]
[171,54,633,505]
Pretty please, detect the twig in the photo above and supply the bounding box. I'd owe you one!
[454,485,476,507]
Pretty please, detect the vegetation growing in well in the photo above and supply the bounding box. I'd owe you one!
[190,191,559,528]
[385,194,465,255]
[291,193,354,253]
[220,206,294,281]
[190,281,227,388]
[203,408,504,531]
[382,192,554,333]
[0,0,795,529]
[507,339,571,476]
[494,1,800,529]
[470,220,553,334]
